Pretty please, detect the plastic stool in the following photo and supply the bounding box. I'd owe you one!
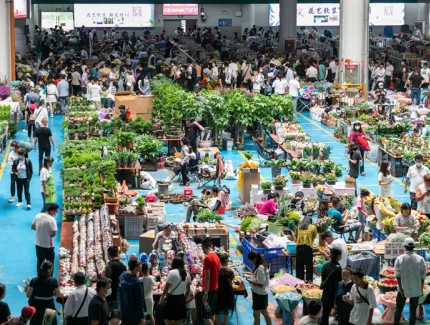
[183,187,193,198]
[146,193,157,203]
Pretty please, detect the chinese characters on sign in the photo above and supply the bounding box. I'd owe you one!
[163,4,199,16]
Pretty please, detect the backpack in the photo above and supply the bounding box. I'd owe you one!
[191,67,197,78]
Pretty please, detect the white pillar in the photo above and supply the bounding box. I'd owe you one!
[15,20,27,57]
[241,4,255,35]
[0,0,12,82]
[278,0,297,52]
[339,0,369,85]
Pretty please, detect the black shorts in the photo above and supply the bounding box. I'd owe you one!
[252,291,268,311]
[196,290,218,319]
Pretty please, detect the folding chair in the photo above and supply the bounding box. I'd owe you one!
[252,136,275,165]
[296,97,311,113]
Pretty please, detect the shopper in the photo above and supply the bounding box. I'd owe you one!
[295,216,317,282]
[355,188,371,231]
[152,223,177,253]
[320,248,342,325]
[215,254,234,325]
[63,272,96,324]
[88,277,112,325]
[162,257,191,325]
[34,99,49,129]
[25,98,37,140]
[40,156,55,212]
[394,237,426,325]
[104,246,127,310]
[31,203,59,273]
[140,263,155,325]
[298,300,322,325]
[57,74,69,114]
[342,269,377,325]
[2,305,36,324]
[0,283,11,323]
[378,161,393,197]
[12,148,33,209]
[328,197,362,242]
[185,279,196,325]
[26,260,60,325]
[7,141,20,203]
[408,69,425,104]
[349,122,368,176]
[117,259,145,325]
[245,251,271,325]
[196,237,220,325]
[179,138,191,186]
[334,267,353,325]
[258,192,279,218]
[321,231,348,268]
[405,154,430,210]
[416,174,430,217]
[393,203,419,233]
[88,78,102,110]
[33,118,55,173]
[45,79,58,118]
[108,309,122,325]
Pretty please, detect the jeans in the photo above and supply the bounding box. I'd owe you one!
[27,122,36,139]
[16,178,30,204]
[35,245,55,275]
[41,192,46,212]
[38,146,51,172]
[411,87,421,104]
[410,192,418,211]
[296,245,313,282]
[394,294,419,325]
[10,173,17,197]
[58,96,68,114]
[107,98,115,109]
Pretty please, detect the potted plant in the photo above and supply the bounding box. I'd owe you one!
[196,210,223,223]
[303,146,312,159]
[301,171,315,188]
[261,181,272,194]
[289,171,302,184]
[345,176,356,188]
[313,175,325,187]
[266,158,286,178]
[135,196,146,213]
[321,145,332,160]
[325,173,337,185]
[273,175,287,190]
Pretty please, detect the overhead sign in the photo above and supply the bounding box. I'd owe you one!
[41,12,74,31]
[269,3,405,27]
[74,4,155,28]
[163,4,199,16]
[14,0,28,19]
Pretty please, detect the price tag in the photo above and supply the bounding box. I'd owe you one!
[384,242,405,259]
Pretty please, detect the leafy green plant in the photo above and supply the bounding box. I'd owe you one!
[273,175,288,186]
[135,196,146,211]
[135,134,164,160]
[127,117,152,134]
[261,181,271,190]
[289,170,301,180]
[243,151,253,160]
[325,173,337,182]
[301,171,315,184]
[196,210,223,223]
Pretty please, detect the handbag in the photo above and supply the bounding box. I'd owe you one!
[320,265,340,290]
[65,287,88,325]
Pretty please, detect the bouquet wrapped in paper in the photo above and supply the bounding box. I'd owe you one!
[275,291,302,312]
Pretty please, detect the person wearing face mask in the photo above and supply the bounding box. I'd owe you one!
[334,267,353,325]
[252,69,265,94]
[393,203,419,233]
[349,122,369,176]
[404,154,430,210]
[89,277,112,325]
[416,174,430,217]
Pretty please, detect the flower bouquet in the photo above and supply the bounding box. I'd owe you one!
[296,283,318,293]
[380,268,396,279]
[301,288,323,304]
[237,203,258,219]
[314,217,334,233]
[270,273,304,288]
[275,291,302,312]
[271,284,294,294]
[364,276,378,289]
[378,278,398,293]
[315,185,333,201]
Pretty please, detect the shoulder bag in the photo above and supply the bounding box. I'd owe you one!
[356,286,370,305]
[157,278,182,316]
[320,265,341,290]
[66,287,88,325]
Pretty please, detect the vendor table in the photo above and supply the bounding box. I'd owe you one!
[290,182,355,197]
[59,222,73,252]
[269,134,300,159]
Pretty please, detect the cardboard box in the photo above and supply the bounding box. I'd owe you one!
[139,230,155,254]
[114,93,153,120]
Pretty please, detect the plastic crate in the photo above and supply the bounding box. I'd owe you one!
[369,226,387,241]
[242,236,287,275]
[416,249,427,259]
[124,215,144,239]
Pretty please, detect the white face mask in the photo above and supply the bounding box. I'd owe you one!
[354,126,360,130]
[105,288,112,297]
[416,162,423,168]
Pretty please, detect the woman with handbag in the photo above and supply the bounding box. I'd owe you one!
[25,98,38,141]
[349,121,370,176]
[40,156,56,212]
[320,248,342,325]
[12,148,33,209]
[161,257,191,325]
[26,260,60,325]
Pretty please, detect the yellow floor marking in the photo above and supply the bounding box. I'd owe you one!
[0,142,12,181]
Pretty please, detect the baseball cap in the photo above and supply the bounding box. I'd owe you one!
[404,237,415,248]
[73,272,86,283]
[21,306,36,319]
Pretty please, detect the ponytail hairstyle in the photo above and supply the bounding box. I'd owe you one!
[247,251,269,272]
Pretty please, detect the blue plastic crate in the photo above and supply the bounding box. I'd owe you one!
[416,249,427,259]
[369,226,387,242]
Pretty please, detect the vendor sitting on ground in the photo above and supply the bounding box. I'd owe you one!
[393,202,419,233]
[153,223,177,253]
[328,197,362,242]
[185,186,221,222]
[258,192,280,218]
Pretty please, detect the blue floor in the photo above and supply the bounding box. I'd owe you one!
[0,112,427,323]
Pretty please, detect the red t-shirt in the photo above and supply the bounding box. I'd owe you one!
[202,252,220,291]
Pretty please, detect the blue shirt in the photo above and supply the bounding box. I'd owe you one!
[57,80,69,97]
[25,92,40,105]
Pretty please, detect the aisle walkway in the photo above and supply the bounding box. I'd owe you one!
[0,117,64,316]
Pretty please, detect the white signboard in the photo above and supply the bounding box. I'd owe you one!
[384,242,405,259]
[74,4,155,28]
[42,12,74,31]
[269,3,405,27]
[14,0,27,19]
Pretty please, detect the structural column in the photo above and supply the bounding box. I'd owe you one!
[338,0,369,85]
[278,0,297,53]
[0,0,13,82]
[241,4,255,35]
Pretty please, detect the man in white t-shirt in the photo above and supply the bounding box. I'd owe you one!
[321,231,348,268]
[306,64,318,82]
[229,60,239,89]
[288,75,301,109]
[385,60,394,89]
[272,74,287,95]
[420,62,430,88]
[88,79,102,110]
[31,203,58,273]
[342,269,377,325]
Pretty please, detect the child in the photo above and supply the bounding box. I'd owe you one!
[108,309,122,325]
[140,263,156,325]
[0,283,11,323]
[264,80,273,96]
[215,254,234,325]
[334,267,353,325]
[184,278,196,325]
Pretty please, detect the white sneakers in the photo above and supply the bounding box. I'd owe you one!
[8,197,15,203]
[27,204,31,210]
[16,202,22,207]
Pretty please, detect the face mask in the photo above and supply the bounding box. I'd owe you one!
[259,70,263,73]
[426,187,430,191]
[354,126,360,130]
[105,288,112,297]
[416,162,423,168]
